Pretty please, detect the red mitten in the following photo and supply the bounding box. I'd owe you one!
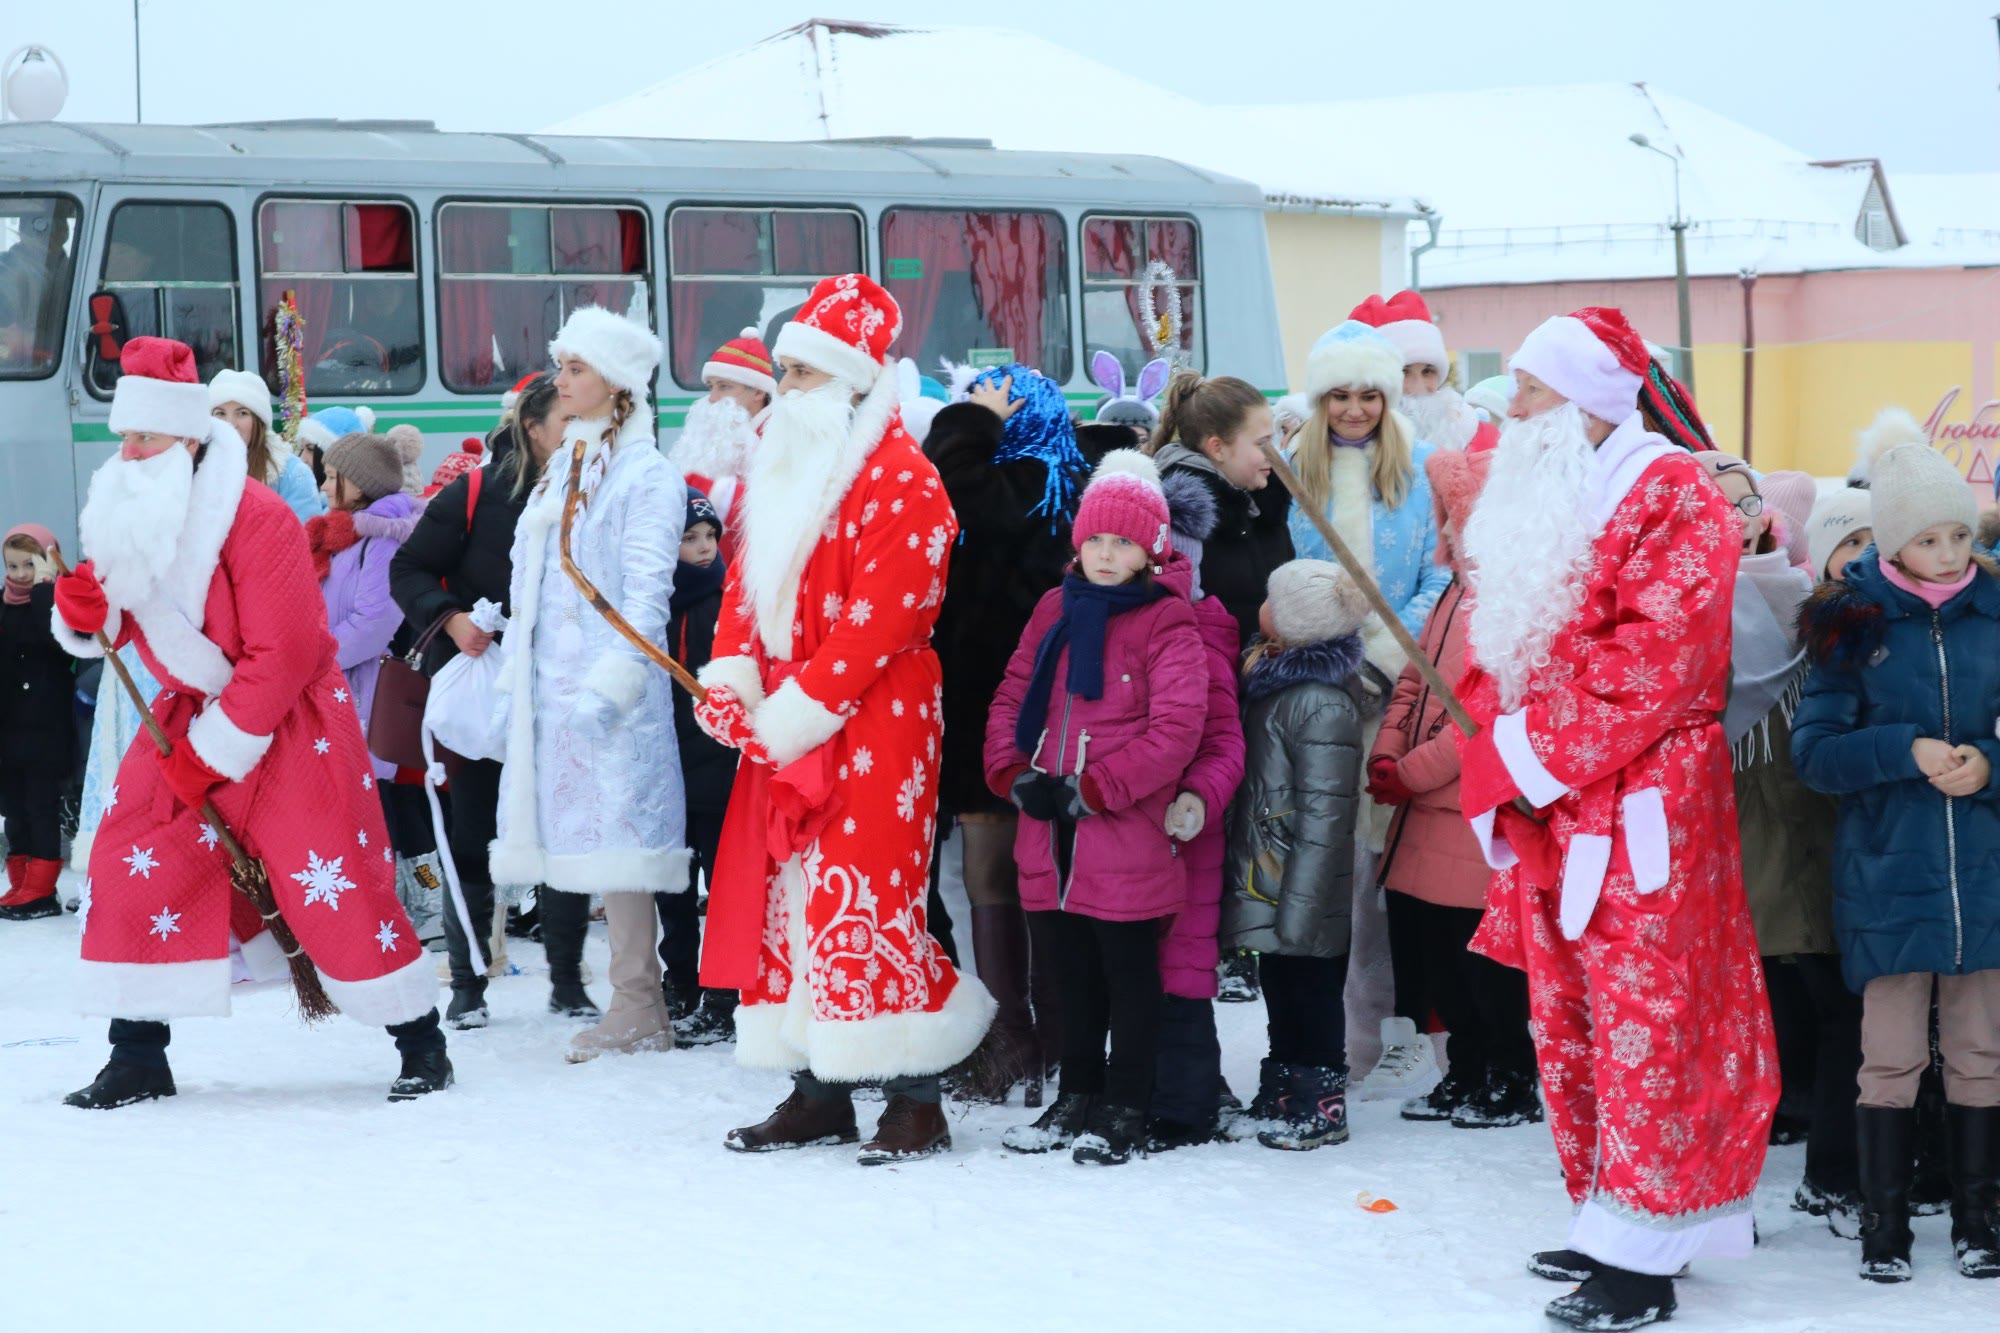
[55,559,108,636]
[694,687,758,750]
[1365,757,1414,806]
[159,744,226,813]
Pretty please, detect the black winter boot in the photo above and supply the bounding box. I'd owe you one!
[1400,1068,1481,1122]
[1857,1105,1916,1282]
[1226,1057,1286,1140]
[1071,1101,1144,1166]
[673,990,738,1046]
[445,979,489,1030]
[65,1060,176,1109]
[1257,1065,1350,1150]
[387,1009,454,1101]
[1451,1068,1545,1129]
[539,887,598,1017]
[1002,1092,1094,1154]
[1544,1264,1676,1330]
[1947,1104,2000,1279]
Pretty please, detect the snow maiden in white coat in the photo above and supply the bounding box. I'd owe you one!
[491,307,690,1062]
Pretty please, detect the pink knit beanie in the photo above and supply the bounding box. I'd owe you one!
[1072,449,1173,560]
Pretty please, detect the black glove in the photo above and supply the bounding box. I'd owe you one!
[1009,768,1065,823]
[1060,775,1098,822]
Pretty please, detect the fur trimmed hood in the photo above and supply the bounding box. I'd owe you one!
[1243,632,1369,704]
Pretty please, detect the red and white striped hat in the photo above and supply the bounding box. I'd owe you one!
[702,327,776,397]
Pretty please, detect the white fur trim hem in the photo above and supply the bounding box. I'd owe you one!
[186,702,272,782]
[1495,710,1569,808]
[52,604,114,658]
[1559,833,1613,941]
[753,678,844,768]
[580,653,650,716]
[1569,1197,1755,1277]
[697,655,764,711]
[771,321,883,390]
[734,972,998,1082]
[318,952,439,1027]
[78,957,233,1019]
[489,843,692,896]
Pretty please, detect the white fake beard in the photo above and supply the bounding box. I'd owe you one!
[78,444,195,609]
[739,380,859,638]
[674,394,758,482]
[1403,385,1478,450]
[1462,401,1600,711]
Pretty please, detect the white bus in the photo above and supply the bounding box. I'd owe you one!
[0,119,1285,545]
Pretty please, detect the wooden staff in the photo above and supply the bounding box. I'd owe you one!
[558,435,704,698]
[1257,440,1540,819]
[53,553,337,1021]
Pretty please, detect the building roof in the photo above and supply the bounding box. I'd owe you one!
[549,21,2000,286]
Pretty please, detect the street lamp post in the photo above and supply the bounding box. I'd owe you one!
[1630,133,1694,398]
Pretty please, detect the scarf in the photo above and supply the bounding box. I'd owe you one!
[1154,441,1262,519]
[1014,572,1163,756]
[671,555,726,616]
[1882,559,1978,609]
[2,579,31,606]
[1725,549,1813,763]
[305,509,361,583]
[1330,429,1377,451]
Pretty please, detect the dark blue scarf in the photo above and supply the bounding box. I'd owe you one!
[1014,572,1162,756]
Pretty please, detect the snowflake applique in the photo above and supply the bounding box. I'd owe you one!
[890,699,905,717]
[832,660,847,675]
[822,593,843,622]
[897,470,913,484]
[895,759,927,822]
[1608,1019,1653,1068]
[889,869,902,887]
[334,688,349,703]
[148,906,181,941]
[848,598,873,626]
[124,845,160,879]
[292,851,356,911]
[925,526,950,566]
[375,919,401,953]
[853,747,874,774]
[357,829,369,849]
[842,817,857,836]
[313,737,331,755]
[197,823,219,851]
[902,592,916,609]
[105,784,119,812]
[362,774,374,791]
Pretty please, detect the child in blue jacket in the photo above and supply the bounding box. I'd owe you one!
[1793,441,2000,1285]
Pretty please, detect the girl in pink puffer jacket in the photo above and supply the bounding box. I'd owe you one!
[985,451,1208,1167]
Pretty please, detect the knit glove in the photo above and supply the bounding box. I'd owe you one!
[1060,774,1102,822]
[55,559,108,636]
[695,687,756,747]
[1365,757,1415,806]
[159,744,226,814]
[1007,768,1065,823]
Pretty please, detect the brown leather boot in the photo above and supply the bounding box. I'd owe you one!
[953,904,1040,1106]
[725,1086,859,1153]
[857,1095,952,1166]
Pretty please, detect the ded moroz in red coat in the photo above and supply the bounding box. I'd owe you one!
[698,371,995,1083]
[1453,417,1778,1274]
[54,425,432,1026]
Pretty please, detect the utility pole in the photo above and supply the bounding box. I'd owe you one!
[1631,133,1695,398]
[133,0,143,122]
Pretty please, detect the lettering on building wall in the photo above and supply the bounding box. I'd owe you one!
[1922,388,2000,495]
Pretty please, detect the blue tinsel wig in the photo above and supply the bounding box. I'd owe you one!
[970,362,1088,527]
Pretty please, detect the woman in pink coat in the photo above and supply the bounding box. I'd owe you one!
[1367,445,1537,1129]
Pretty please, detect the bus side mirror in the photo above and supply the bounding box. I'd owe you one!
[87,290,128,362]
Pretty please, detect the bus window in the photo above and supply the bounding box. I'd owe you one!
[438,202,650,394]
[880,209,1069,380]
[666,207,861,389]
[1081,216,1202,381]
[90,201,240,394]
[0,195,80,382]
[257,199,422,396]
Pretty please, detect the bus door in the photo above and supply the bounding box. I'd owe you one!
[0,189,90,550]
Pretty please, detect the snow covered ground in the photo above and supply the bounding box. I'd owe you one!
[0,905,1988,1332]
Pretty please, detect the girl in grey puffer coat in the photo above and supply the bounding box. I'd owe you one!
[1223,559,1379,1150]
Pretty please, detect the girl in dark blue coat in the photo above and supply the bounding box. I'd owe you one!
[1793,441,2000,1284]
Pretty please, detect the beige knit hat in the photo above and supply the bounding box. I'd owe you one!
[323,432,408,504]
[1870,444,1976,562]
[1267,559,1371,646]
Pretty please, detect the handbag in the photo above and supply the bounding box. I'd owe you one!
[367,612,457,772]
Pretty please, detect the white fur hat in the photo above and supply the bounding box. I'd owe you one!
[1305,321,1405,407]
[1870,444,1976,562]
[208,368,274,429]
[548,306,661,402]
[1850,406,1927,487]
[1267,558,1371,646]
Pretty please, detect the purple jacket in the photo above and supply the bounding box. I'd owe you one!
[320,493,422,778]
[984,569,1208,921]
[1159,581,1246,997]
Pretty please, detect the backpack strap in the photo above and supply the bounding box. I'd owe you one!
[465,468,483,529]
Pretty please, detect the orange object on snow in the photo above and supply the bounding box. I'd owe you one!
[1356,1192,1399,1213]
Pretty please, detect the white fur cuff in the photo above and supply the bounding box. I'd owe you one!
[1494,710,1569,808]
[698,655,765,712]
[185,703,273,782]
[753,678,844,768]
[580,653,650,716]
[52,604,114,659]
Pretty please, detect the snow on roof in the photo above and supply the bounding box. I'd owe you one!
[550,21,2000,284]
[545,19,1425,216]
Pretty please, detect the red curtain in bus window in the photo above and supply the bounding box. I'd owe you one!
[346,205,413,271]
[1145,220,1198,359]
[554,209,624,274]
[773,211,860,276]
[669,211,761,383]
[967,212,1052,372]
[881,210,951,366]
[439,208,516,389]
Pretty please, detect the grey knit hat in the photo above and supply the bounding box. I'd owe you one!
[1267,559,1371,646]
[322,432,407,504]
[1870,444,1976,562]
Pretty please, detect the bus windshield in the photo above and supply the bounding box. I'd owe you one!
[0,195,81,381]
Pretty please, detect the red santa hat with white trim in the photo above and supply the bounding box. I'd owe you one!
[703,327,777,398]
[771,273,902,391]
[109,337,219,441]
[1350,290,1449,378]
[1509,306,1652,425]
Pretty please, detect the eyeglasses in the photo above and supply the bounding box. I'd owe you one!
[1733,495,1764,518]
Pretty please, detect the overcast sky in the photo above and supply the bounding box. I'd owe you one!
[17,0,2000,173]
